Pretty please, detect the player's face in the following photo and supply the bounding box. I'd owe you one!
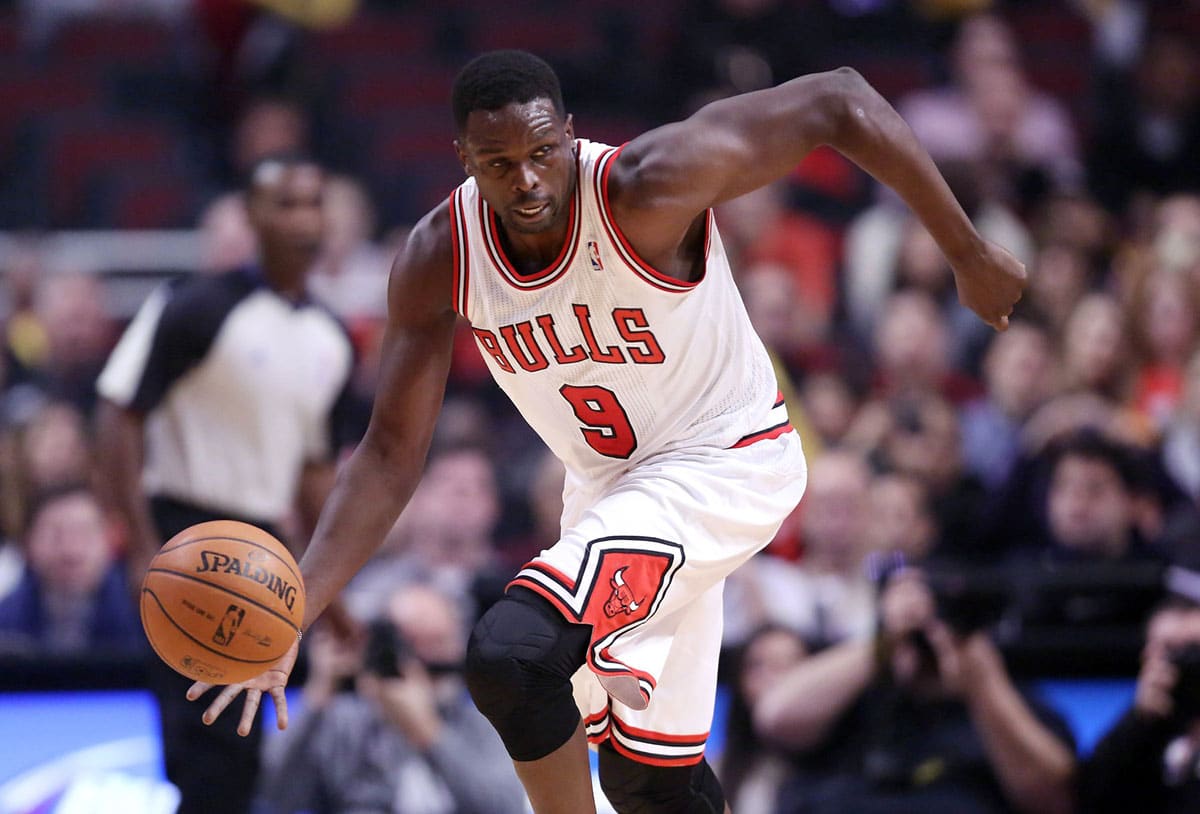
[455,99,575,236]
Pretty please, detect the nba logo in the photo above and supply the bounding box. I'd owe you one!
[212,604,245,646]
[587,241,604,272]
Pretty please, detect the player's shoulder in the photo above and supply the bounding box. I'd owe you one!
[398,196,455,276]
[384,197,457,316]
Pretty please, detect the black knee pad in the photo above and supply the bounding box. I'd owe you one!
[465,587,590,761]
[598,742,725,814]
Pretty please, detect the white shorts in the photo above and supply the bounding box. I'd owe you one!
[509,428,807,767]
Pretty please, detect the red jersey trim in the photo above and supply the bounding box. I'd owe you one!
[594,144,709,294]
[607,714,708,766]
[730,422,795,448]
[507,575,576,621]
[449,189,470,316]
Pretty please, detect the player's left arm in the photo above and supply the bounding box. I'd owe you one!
[611,67,1026,329]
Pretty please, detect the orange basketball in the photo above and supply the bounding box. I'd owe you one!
[140,520,305,684]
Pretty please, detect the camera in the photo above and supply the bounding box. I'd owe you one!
[924,565,1012,636]
[1171,644,1200,719]
[362,618,411,678]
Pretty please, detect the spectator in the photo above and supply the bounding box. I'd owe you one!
[715,624,809,814]
[17,400,94,496]
[757,569,1077,814]
[798,371,866,451]
[345,443,506,626]
[724,449,878,649]
[739,261,828,461]
[0,482,141,655]
[891,216,996,375]
[1019,239,1094,341]
[256,582,528,814]
[717,182,840,338]
[865,290,981,406]
[308,173,392,323]
[1059,291,1132,403]
[959,319,1057,492]
[197,192,258,275]
[843,160,1034,345]
[898,12,1082,200]
[861,392,990,561]
[1086,20,1200,217]
[30,271,116,416]
[990,429,1184,639]
[1079,595,1200,813]
[1162,347,1200,505]
[1127,265,1200,430]
[866,470,939,565]
[661,0,826,119]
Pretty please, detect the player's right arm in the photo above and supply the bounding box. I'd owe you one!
[297,203,459,631]
[611,68,1025,329]
[190,202,460,734]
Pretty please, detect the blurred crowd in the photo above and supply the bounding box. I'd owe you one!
[1,0,1200,812]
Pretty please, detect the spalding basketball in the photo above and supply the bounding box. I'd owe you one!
[140,520,305,684]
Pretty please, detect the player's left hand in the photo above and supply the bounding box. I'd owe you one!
[952,240,1027,331]
[187,637,300,737]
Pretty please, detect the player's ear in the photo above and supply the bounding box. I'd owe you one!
[453,139,471,176]
[564,114,574,143]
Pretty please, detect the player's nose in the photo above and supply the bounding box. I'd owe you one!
[512,161,538,193]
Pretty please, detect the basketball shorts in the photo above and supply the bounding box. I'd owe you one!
[508,427,807,767]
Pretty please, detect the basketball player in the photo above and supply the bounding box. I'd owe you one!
[193,51,1025,813]
[95,155,359,814]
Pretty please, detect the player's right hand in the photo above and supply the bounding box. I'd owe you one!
[187,637,300,737]
[952,239,1027,332]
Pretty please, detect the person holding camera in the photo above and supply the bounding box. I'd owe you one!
[255,582,527,814]
[1078,597,1200,813]
[755,568,1077,814]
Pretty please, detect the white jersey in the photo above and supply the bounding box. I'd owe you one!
[451,139,783,484]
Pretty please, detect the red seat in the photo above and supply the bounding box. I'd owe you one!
[47,118,178,226]
[312,13,433,63]
[50,17,174,67]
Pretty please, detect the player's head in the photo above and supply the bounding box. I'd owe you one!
[451,51,575,236]
[243,152,325,275]
[452,50,565,132]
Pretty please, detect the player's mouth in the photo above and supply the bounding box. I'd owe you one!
[513,201,550,222]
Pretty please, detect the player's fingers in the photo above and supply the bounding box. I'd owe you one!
[202,684,244,725]
[186,681,213,702]
[237,688,262,737]
[269,686,289,730]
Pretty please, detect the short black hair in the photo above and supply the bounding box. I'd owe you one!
[23,481,95,538]
[451,50,565,132]
[1047,428,1142,492]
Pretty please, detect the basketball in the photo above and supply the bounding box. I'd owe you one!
[140,520,305,684]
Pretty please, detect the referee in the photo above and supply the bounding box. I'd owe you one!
[96,154,360,814]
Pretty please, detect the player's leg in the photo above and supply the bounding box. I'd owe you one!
[597,741,727,813]
[464,586,595,813]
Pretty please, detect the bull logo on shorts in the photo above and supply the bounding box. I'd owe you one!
[603,567,645,617]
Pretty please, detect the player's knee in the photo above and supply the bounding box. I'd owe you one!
[464,590,588,762]
[598,743,725,814]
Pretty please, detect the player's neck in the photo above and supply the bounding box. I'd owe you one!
[495,219,571,275]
